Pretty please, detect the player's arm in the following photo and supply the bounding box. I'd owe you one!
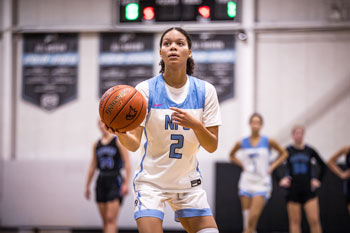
[312,148,327,181]
[111,126,144,152]
[170,107,218,153]
[328,145,350,179]
[269,138,289,174]
[229,141,244,169]
[196,125,219,153]
[110,81,148,152]
[117,139,131,196]
[85,142,98,200]
[278,147,292,188]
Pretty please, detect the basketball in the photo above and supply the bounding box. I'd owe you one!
[99,85,147,133]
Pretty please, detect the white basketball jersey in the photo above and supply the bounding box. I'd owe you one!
[238,136,272,192]
[134,74,221,192]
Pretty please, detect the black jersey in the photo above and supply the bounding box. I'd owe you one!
[285,144,326,191]
[95,136,123,175]
[344,151,350,204]
[346,151,350,170]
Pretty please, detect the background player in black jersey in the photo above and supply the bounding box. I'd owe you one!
[85,120,131,233]
[327,144,350,214]
[279,125,326,233]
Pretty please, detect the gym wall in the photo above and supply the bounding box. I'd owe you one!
[0,0,349,230]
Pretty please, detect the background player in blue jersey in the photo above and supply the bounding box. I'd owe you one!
[328,144,350,214]
[106,27,221,233]
[229,113,288,233]
[85,120,131,233]
[279,125,326,233]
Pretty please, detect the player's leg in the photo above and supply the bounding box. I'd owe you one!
[244,195,265,233]
[101,175,122,233]
[136,217,163,233]
[286,201,302,233]
[304,197,322,233]
[104,199,120,233]
[240,195,252,230]
[133,188,166,233]
[97,203,108,231]
[179,216,218,233]
[170,189,218,233]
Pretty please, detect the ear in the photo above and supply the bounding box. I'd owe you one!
[189,49,192,58]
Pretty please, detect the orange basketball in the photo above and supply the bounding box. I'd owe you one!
[99,85,147,133]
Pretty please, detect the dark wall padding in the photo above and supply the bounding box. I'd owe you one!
[215,162,350,233]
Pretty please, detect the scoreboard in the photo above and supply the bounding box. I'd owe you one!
[118,0,240,23]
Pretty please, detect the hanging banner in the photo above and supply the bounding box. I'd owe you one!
[191,33,235,102]
[22,33,78,111]
[99,33,154,97]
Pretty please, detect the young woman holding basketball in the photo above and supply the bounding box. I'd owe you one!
[328,144,350,214]
[229,113,288,233]
[85,120,131,233]
[106,27,221,233]
[279,125,326,233]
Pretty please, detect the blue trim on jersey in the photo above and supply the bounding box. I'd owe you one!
[133,129,148,191]
[147,74,206,110]
[196,161,202,178]
[241,136,269,149]
[239,190,270,200]
[137,191,142,211]
[175,208,212,222]
[134,209,164,220]
[116,176,122,186]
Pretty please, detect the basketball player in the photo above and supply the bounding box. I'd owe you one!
[327,144,350,214]
[106,27,221,233]
[85,120,131,233]
[229,113,288,233]
[279,125,326,233]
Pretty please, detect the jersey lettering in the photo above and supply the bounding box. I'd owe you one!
[169,134,184,159]
[249,153,259,173]
[165,115,191,131]
[99,157,114,169]
[165,115,178,130]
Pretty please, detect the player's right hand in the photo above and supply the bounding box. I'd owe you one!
[279,176,291,188]
[104,124,126,135]
[341,169,350,180]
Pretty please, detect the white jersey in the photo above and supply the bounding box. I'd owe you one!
[238,136,272,197]
[134,74,222,192]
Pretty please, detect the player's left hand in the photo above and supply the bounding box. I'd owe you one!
[121,183,129,196]
[84,187,90,200]
[311,178,321,190]
[170,107,200,129]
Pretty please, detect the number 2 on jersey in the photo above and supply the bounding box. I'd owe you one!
[169,134,184,159]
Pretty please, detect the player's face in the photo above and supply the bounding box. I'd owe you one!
[292,128,304,144]
[250,116,262,134]
[160,29,192,67]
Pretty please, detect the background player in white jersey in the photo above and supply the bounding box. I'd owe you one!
[229,113,288,233]
[106,27,222,233]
